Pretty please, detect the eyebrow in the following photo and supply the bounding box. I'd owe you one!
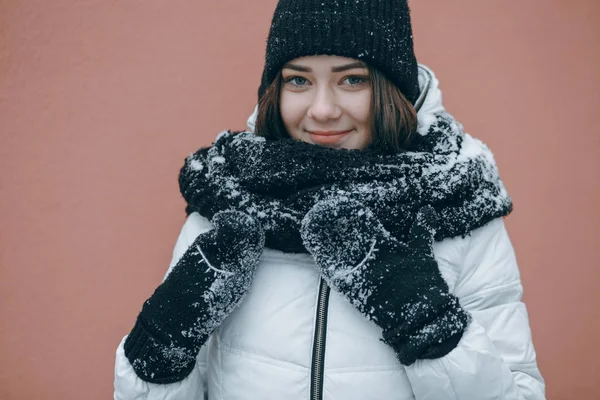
[282,61,367,73]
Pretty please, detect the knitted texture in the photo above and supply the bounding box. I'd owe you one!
[179,111,512,255]
[177,94,512,365]
[301,198,470,365]
[124,211,264,383]
[258,0,420,103]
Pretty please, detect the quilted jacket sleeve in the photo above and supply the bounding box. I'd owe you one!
[404,218,546,400]
[114,212,212,400]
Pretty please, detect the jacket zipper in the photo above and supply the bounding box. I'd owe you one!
[310,278,330,400]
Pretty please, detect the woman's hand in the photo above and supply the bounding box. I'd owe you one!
[124,210,264,383]
[301,198,470,365]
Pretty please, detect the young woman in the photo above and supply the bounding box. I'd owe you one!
[114,1,546,399]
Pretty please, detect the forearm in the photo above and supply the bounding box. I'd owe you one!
[123,235,214,383]
[382,288,470,365]
[115,336,208,399]
[123,210,264,384]
[404,320,545,400]
[123,315,202,384]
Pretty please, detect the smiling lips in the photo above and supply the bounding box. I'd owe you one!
[308,130,353,145]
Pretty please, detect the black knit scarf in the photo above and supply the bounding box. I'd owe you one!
[179,111,512,253]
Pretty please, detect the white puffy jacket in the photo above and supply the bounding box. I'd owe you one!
[114,66,545,400]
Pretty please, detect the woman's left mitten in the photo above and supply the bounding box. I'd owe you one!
[124,210,264,383]
[301,199,470,365]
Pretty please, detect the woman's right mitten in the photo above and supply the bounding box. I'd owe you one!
[301,198,470,366]
[124,210,264,383]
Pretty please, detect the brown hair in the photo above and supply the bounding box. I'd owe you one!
[254,65,418,153]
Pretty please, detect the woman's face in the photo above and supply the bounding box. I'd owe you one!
[279,55,372,150]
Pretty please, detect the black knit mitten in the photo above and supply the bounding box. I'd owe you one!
[124,210,264,383]
[301,198,470,365]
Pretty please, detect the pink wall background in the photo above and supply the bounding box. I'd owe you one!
[1,1,599,399]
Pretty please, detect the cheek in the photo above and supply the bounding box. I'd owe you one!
[351,93,372,148]
[346,92,372,136]
[356,92,372,125]
[279,92,302,128]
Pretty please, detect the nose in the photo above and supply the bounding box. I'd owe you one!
[307,87,342,122]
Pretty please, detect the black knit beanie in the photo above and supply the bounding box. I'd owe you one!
[258,0,420,104]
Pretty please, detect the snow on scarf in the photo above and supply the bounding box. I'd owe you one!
[178,66,512,253]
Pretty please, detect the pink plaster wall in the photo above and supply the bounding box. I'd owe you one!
[0,1,598,399]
